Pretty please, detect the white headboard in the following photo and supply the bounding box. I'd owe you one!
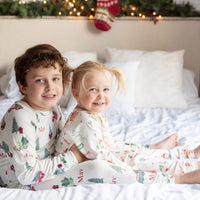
[0,16,200,90]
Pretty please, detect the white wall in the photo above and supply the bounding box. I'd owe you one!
[0,17,200,88]
[174,0,200,11]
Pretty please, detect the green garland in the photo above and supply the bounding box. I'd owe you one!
[0,0,199,18]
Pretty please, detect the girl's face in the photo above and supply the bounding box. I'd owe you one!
[73,70,112,115]
[18,63,63,111]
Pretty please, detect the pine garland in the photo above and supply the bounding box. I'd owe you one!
[0,0,199,18]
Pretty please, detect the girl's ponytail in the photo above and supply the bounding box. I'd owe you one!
[110,67,126,93]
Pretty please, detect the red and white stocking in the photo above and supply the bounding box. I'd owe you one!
[94,0,120,31]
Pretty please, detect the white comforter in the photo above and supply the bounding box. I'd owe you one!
[1,97,200,199]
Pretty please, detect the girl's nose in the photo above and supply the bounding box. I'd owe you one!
[98,91,104,98]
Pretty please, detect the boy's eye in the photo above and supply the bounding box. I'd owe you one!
[36,79,44,83]
[53,77,60,81]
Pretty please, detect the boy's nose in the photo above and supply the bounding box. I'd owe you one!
[45,81,54,91]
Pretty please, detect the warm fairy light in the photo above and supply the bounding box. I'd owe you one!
[13,1,165,20]
[18,0,25,4]
[69,2,74,7]
[89,15,94,19]
[132,7,136,11]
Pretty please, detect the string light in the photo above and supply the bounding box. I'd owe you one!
[0,0,199,19]
[16,0,162,20]
[132,7,136,11]
[89,15,94,19]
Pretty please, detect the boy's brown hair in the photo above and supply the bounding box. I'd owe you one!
[14,44,72,90]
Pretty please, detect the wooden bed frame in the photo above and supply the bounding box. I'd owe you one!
[0,16,200,90]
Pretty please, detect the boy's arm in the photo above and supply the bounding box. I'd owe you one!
[1,106,78,186]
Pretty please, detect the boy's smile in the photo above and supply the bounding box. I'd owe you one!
[18,63,63,111]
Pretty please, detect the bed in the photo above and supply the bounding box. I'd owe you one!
[0,16,200,199]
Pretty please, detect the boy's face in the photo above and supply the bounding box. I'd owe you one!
[18,63,63,111]
[73,70,112,114]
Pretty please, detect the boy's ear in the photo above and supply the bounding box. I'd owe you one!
[72,88,78,100]
[17,81,26,95]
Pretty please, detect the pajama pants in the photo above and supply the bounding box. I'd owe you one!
[29,160,175,191]
[109,147,198,174]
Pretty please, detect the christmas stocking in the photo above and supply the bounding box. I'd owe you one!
[94,0,120,31]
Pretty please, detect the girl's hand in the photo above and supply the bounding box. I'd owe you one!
[70,145,88,163]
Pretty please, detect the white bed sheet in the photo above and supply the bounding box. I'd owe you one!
[1,97,200,199]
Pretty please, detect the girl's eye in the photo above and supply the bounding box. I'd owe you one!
[89,88,97,92]
[104,88,111,92]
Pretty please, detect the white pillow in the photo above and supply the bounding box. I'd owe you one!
[104,48,187,109]
[59,51,98,107]
[0,66,22,99]
[104,61,140,114]
[62,51,97,68]
[105,48,144,63]
[183,69,198,101]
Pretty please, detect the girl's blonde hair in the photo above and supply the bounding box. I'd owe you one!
[64,61,126,93]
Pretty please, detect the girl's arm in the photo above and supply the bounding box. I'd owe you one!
[65,111,106,160]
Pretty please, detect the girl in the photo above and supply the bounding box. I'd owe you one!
[56,61,200,175]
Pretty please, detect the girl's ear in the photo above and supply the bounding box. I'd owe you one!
[72,88,79,101]
[17,81,26,95]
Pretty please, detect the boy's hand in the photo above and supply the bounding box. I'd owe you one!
[70,144,88,163]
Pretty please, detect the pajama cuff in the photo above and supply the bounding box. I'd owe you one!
[65,150,79,166]
[188,151,195,159]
